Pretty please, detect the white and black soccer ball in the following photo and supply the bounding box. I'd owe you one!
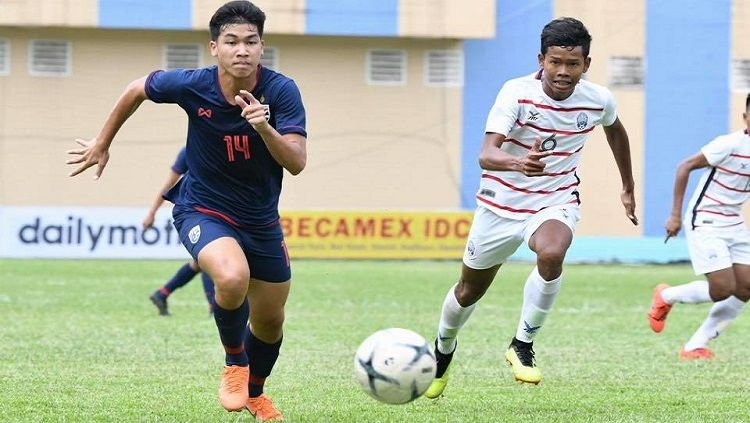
[353,328,437,404]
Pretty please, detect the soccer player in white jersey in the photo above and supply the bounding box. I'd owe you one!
[423,17,638,398]
[648,94,750,360]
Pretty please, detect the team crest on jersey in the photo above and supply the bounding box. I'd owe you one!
[188,225,201,244]
[576,112,588,130]
[467,240,477,258]
[262,104,271,121]
[526,109,542,122]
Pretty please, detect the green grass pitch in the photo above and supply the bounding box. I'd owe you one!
[1,259,748,422]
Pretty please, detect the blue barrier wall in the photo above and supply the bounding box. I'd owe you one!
[305,0,398,36]
[644,0,731,236]
[99,0,191,29]
[461,0,553,208]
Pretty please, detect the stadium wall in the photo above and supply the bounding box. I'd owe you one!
[0,0,748,262]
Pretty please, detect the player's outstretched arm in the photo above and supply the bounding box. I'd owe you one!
[603,118,638,225]
[67,76,149,179]
[478,133,552,176]
[664,152,710,242]
[235,90,306,175]
[143,170,181,229]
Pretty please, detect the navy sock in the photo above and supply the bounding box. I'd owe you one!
[160,263,198,297]
[214,299,250,366]
[245,328,282,397]
[201,273,216,310]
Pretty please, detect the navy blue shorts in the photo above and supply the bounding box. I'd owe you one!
[172,206,291,283]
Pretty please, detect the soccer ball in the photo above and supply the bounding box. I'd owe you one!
[353,328,437,404]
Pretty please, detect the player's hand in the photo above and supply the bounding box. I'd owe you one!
[66,138,110,179]
[235,90,269,129]
[142,213,155,229]
[621,189,638,225]
[519,137,553,176]
[664,214,682,243]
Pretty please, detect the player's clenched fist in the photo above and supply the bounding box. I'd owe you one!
[664,214,682,243]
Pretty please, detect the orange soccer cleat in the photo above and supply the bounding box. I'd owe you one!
[680,347,715,361]
[246,394,283,421]
[648,284,673,333]
[219,365,249,411]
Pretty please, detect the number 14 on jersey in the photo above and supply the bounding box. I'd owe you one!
[224,135,251,162]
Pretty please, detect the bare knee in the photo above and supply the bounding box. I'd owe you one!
[454,279,486,306]
[733,284,750,302]
[212,268,250,307]
[708,283,734,302]
[251,311,285,341]
[535,245,566,280]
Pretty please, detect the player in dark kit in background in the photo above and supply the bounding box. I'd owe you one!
[67,2,306,420]
[144,147,216,317]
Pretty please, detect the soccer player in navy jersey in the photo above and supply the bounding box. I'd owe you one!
[67,1,306,420]
[145,147,216,317]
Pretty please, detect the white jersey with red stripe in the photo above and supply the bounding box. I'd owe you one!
[686,129,750,228]
[478,71,617,219]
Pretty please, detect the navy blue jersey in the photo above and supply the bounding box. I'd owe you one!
[171,147,188,175]
[145,65,306,226]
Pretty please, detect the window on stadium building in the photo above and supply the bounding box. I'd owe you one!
[731,59,750,91]
[0,39,9,76]
[424,50,463,87]
[29,40,71,77]
[366,49,406,86]
[163,44,202,70]
[261,46,278,71]
[607,56,644,90]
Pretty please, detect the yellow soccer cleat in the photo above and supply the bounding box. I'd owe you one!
[505,339,541,384]
[424,364,450,399]
[423,339,455,399]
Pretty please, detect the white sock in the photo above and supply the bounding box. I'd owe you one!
[684,295,746,351]
[436,284,476,354]
[661,281,710,304]
[514,267,561,343]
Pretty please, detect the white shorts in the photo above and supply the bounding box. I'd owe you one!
[684,223,750,275]
[463,205,580,269]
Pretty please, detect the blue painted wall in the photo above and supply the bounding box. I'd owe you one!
[98,0,191,29]
[644,0,731,236]
[305,0,398,36]
[460,0,553,208]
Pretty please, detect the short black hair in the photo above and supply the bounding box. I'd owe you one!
[209,1,266,41]
[746,93,750,111]
[540,17,592,57]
